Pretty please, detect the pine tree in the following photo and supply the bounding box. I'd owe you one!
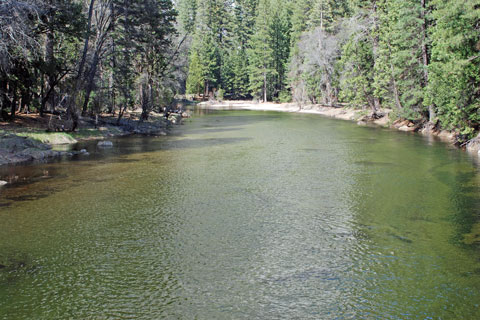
[338,26,376,109]
[269,0,291,98]
[338,0,381,112]
[426,0,480,139]
[374,0,428,120]
[290,0,311,50]
[227,0,257,98]
[309,0,335,32]
[186,50,205,94]
[248,0,274,101]
[178,0,197,33]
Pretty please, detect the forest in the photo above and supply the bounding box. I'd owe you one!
[1,0,480,142]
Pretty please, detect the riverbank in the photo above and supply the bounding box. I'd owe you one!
[199,100,480,155]
[0,110,187,169]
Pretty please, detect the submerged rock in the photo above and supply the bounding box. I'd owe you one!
[466,133,480,154]
[97,140,113,147]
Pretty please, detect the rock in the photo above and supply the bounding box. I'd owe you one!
[466,134,480,154]
[97,140,113,147]
[80,149,88,153]
[398,125,415,132]
[0,180,7,186]
[167,113,182,124]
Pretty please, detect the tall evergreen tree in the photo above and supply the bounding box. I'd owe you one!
[426,0,480,139]
[269,0,291,98]
[374,0,429,119]
[247,0,274,101]
[227,0,257,98]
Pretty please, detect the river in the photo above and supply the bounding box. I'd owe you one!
[1,109,480,319]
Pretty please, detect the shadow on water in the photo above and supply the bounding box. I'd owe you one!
[0,135,252,207]
[0,251,36,276]
[185,127,243,135]
[444,172,480,248]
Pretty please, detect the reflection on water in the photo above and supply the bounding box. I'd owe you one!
[1,109,480,319]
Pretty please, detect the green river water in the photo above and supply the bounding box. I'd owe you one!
[1,109,480,319]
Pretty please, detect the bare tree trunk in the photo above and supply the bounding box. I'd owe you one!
[109,0,116,115]
[40,73,45,116]
[205,81,209,100]
[45,27,55,113]
[21,88,30,114]
[71,0,96,118]
[10,83,17,120]
[82,0,112,116]
[82,50,100,115]
[108,71,115,114]
[263,71,267,102]
[0,78,9,118]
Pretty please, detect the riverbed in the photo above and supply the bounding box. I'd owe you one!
[1,109,480,319]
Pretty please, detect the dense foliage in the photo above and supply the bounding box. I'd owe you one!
[180,0,480,140]
[1,0,480,140]
[0,0,179,128]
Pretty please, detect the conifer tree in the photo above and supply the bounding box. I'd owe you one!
[186,50,205,94]
[248,0,274,101]
[374,0,428,119]
[426,0,480,139]
[269,0,291,98]
[227,0,257,98]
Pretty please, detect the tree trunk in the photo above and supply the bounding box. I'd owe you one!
[82,50,100,115]
[71,0,96,117]
[21,88,30,114]
[421,0,435,122]
[263,71,267,102]
[10,83,17,120]
[0,78,9,118]
[40,73,45,116]
[109,0,116,115]
[108,71,115,114]
[372,1,381,113]
[386,42,404,110]
[205,80,209,100]
[140,82,149,121]
[45,27,55,113]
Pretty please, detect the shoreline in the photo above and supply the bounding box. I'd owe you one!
[2,100,480,182]
[0,111,186,171]
[198,100,480,156]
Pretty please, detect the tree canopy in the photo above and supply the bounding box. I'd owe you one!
[2,0,480,141]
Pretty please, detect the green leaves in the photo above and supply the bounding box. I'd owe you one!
[426,0,480,138]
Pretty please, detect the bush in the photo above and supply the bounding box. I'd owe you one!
[278,90,292,103]
[216,88,225,102]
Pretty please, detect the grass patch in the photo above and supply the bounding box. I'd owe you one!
[16,132,78,145]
